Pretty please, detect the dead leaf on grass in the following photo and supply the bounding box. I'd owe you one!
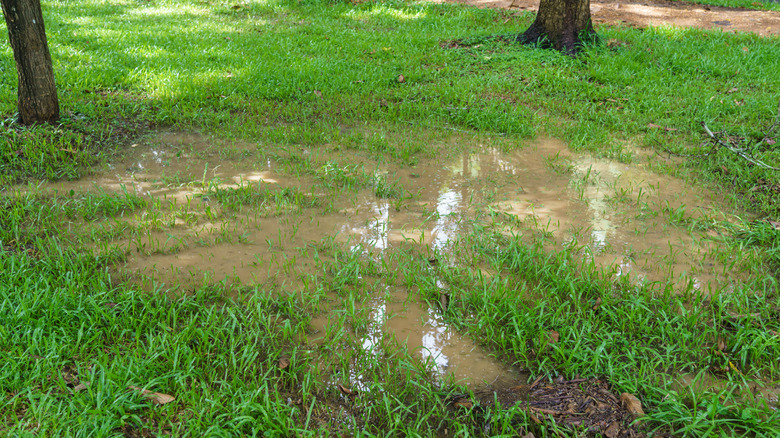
[647,123,662,129]
[313,90,322,97]
[397,74,405,83]
[337,384,357,397]
[278,357,290,370]
[620,392,645,417]
[128,386,176,405]
[592,297,602,311]
[72,382,90,393]
[767,220,780,230]
[717,335,728,351]
[548,330,560,344]
[454,399,473,409]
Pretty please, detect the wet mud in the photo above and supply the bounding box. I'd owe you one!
[22,130,743,385]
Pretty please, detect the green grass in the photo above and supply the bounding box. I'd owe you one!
[3,0,780,436]
[0,0,778,213]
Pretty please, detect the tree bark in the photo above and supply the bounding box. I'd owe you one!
[517,0,597,55]
[1,0,59,124]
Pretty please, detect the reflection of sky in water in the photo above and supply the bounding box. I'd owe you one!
[432,189,462,252]
[360,289,454,375]
[574,161,620,252]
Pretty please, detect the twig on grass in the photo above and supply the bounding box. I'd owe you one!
[700,121,780,171]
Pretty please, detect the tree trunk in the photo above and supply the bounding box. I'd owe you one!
[517,0,597,55]
[1,0,59,124]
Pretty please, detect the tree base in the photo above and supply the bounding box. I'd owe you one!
[517,22,598,55]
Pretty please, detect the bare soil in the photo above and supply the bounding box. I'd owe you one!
[442,0,780,36]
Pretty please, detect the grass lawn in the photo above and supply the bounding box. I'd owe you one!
[2,0,780,436]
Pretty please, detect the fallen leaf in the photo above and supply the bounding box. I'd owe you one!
[742,47,749,53]
[664,127,677,132]
[397,74,405,83]
[548,330,559,344]
[592,297,602,311]
[522,433,536,438]
[313,90,322,97]
[768,220,780,230]
[278,357,290,370]
[72,382,90,393]
[726,87,739,94]
[104,302,117,308]
[734,99,744,106]
[620,393,645,417]
[604,421,620,438]
[337,384,357,397]
[454,399,473,409]
[765,138,776,145]
[647,123,662,129]
[439,293,449,312]
[717,336,727,351]
[128,386,176,405]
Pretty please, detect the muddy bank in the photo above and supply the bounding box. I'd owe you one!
[15,130,744,385]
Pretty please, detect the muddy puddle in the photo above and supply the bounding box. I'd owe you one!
[17,130,743,385]
[309,285,522,387]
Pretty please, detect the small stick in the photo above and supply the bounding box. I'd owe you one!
[701,121,780,171]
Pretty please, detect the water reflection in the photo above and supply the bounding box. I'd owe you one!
[22,131,741,385]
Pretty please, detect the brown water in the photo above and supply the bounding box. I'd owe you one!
[24,131,742,385]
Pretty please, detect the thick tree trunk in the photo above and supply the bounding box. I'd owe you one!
[1,0,59,124]
[517,0,597,55]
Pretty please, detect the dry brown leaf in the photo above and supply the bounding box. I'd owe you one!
[521,433,536,438]
[768,220,780,230]
[278,357,290,370]
[128,386,176,405]
[548,330,560,344]
[454,399,473,409]
[727,87,739,94]
[717,336,727,351]
[72,382,90,393]
[766,138,777,145]
[604,421,620,438]
[620,392,645,417]
[592,297,602,311]
[647,123,662,129]
[337,384,356,397]
[313,90,322,97]
[397,74,405,83]
[439,293,449,312]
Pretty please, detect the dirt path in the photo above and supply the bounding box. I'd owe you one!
[444,0,780,36]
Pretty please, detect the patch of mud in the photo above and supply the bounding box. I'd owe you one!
[25,130,743,385]
[309,286,522,387]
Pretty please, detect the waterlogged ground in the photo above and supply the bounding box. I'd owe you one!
[26,130,747,388]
